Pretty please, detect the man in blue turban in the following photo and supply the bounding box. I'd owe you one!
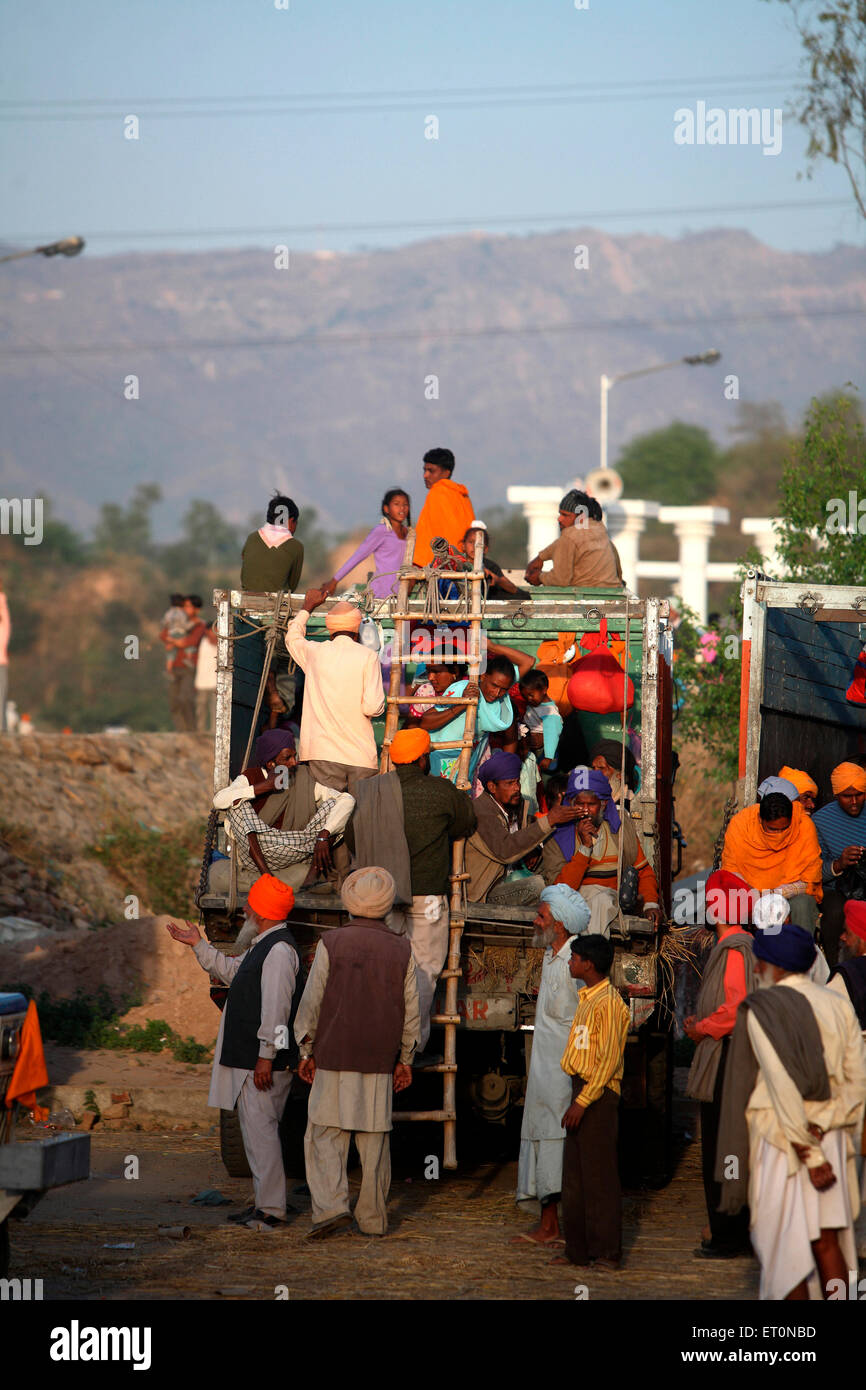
[716,918,866,1301]
[465,751,582,905]
[512,884,591,1247]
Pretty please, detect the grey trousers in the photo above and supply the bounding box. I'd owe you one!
[388,893,449,1050]
[195,688,216,732]
[304,1122,391,1234]
[305,760,378,797]
[487,874,546,906]
[236,1070,293,1217]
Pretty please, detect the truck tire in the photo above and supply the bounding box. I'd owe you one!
[219,1108,252,1179]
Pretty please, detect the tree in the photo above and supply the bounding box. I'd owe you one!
[616,422,722,504]
[775,390,866,583]
[764,0,866,219]
[92,483,162,559]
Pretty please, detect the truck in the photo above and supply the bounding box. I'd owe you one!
[198,581,679,1185]
[0,993,90,1280]
[739,572,866,797]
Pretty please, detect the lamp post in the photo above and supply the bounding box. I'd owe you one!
[599,349,720,472]
[0,236,85,265]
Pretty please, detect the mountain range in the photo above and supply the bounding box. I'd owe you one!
[1,226,864,534]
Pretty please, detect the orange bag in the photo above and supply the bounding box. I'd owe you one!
[533,634,579,716]
[567,619,634,714]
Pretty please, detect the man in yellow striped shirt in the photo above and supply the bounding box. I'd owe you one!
[555,934,629,1270]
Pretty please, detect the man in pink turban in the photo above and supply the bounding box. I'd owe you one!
[286,588,386,795]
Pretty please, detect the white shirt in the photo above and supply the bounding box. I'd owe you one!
[286,611,385,769]
[195,633,217,691]
[520,936,583,1141]
[193,922,298,1109]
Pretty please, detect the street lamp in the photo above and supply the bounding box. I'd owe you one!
[0,236,85,265]
[599,349,721,472]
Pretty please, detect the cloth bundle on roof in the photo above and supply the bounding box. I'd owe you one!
[566,619,633,715]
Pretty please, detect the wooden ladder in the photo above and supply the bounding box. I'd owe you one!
[380,529,486,1169]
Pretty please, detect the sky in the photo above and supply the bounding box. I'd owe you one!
[1,0,862,260]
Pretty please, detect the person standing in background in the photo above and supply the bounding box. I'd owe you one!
[323,489,410,600]
[195,618,218,732]
[159,594,206,732]
[0,576,9,732]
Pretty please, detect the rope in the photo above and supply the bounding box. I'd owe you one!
[615,597,630,932]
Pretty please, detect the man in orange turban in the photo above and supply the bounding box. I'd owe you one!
[166,873,300,1231]
[813,761,866,968]
[778,766,818,816]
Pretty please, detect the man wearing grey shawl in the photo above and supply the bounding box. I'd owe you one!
[512,884,591,1247]
[716,919,866,1300]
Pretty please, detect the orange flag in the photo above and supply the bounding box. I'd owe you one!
[5,1000,50,1121]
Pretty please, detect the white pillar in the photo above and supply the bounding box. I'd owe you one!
[740,517,782,574]
[506,486,563,563]
[604,499,660,593]
[658,506,730,626]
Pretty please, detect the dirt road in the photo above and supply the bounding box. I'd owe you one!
[9,1084,759,1302]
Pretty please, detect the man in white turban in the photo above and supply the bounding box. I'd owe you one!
[512,883,591,1246]
[294,867,421,1239]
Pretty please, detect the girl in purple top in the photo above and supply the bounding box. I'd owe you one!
[324,489,410,599]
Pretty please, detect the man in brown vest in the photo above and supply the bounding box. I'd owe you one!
[294,866,421,1239]
[684,868,757,1259]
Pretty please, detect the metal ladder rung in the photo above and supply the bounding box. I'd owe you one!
[392,1110,457,1123]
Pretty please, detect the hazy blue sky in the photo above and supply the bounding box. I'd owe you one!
[1,0,861,258]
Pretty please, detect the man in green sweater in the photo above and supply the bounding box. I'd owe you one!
[241,493,305,593]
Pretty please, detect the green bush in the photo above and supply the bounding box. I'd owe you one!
[86,819,204,918]
[11,984,211,1064]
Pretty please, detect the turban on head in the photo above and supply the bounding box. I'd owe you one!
[843,899,866,943]
[341,866,396,920]
[325,601,363,634]
[481,751,522,785]
[390,727,431,764]
[778,766,817,797]
[752,919,816,973]
[566,766,621,832]
[704,869,756,926]
[751,892,791,934]
[254,728,295,765]
[540,884,591,936]
[247,873,295,922]
[831,761,866,795]
[559,489,582,514]
[757,776,798,803]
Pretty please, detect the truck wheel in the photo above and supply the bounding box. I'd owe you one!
[219,1108,252,1179]
[0,1219,8,1279]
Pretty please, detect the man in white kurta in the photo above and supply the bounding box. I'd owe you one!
[167,873,299,1232]
[513,883,590,1246]
[741,921,866,1300]
[295,867,420,1239]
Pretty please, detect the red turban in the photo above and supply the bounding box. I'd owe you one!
[843,899,866,943]
[247,873,295,922]
[390,728,431,764]
[705,869,756,926]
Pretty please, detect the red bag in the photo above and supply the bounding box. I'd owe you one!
[566,619,634,714]
[847,649,866,705]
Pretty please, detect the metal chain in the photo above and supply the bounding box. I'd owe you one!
[712,795,738,870]
[195,808,219,909]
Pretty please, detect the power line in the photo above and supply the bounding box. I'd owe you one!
[0,71,800,110]
[1,304,862,360]
[4,197,851,247]
[0,82,800,122]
